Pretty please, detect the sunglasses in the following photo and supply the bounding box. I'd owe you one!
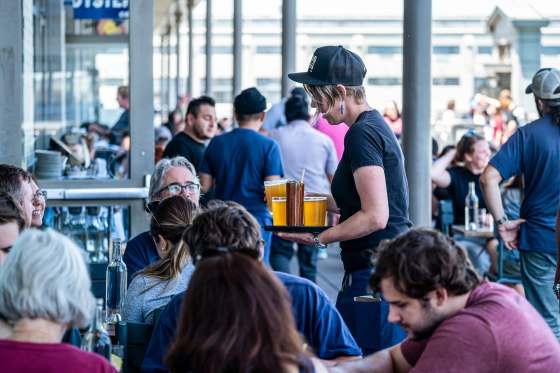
[145,201,163,232]
[0,246,11,255]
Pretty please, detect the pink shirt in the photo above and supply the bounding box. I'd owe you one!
[401,281,560,372]
[0,340,116,373]
[313,114,349,161]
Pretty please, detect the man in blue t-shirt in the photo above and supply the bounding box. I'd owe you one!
[481,67,560,340]
[122,156,200,284]
[199,87,284,264]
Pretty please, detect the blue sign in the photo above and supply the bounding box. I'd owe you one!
[72,0,129,20]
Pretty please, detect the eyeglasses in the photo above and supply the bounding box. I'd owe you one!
[33,189,47,201]
[157,182,200,196]
[0,246,11,255]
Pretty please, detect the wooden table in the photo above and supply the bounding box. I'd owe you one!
[451,225,494,239]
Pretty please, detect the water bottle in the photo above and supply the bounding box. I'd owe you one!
[105,239,127,324]
[81,298,112,361]
[86,207,107,263]
[465,181,479,231]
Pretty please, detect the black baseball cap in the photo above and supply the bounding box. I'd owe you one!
[288,45,367,86]
[234,87,267,115]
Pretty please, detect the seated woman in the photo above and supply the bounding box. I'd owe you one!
[431,131,492,274]
[123,195,198,324]
[0,229,115,372]
[165,201,327,373]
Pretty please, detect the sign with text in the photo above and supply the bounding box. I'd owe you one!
[72,0,129,21]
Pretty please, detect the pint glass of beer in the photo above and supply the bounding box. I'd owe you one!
[303,197,327,226]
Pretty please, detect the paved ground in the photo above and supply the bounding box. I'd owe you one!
[288,242,344,303]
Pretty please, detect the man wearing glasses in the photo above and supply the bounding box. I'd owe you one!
[123,156,200,284]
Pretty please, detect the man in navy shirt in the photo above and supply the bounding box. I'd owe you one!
[481,67,560,340]
[141,201,361,372]
[199,88,284,264]
[123,156,200,284]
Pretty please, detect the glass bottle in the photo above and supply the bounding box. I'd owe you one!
[86,206,107,263]
[68,206,87,251]
[105,239,127,324]
[465,181,479,231]
[81,298,112,361]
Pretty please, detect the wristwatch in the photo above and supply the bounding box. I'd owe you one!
[496,216,509,226]
[313,233,327,249]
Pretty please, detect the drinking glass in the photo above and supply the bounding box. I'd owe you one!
[303,197,328,226]
[271,197,287,226]
[264,180,288,213]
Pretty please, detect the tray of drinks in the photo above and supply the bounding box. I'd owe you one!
[263,225,332,233]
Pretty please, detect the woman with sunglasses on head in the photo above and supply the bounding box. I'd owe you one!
[431,130,493,274]
[122,195,199,324]
[166,201,327,373]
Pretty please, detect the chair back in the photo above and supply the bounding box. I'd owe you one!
[437,199,454,236]
[89,263,108,301]
[116,321,154,373]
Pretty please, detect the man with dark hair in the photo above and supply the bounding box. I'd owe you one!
[481,67,560,340]
[260,86,308,134]
[142,201,361,373]
[332,228,560,372]
[0,192,26,265]
[199,88,283,263]
[163,96,217,172]
[268,95,338,282]
[0,164,33,227]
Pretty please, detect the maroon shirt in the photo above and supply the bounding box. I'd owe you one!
[0,340,116,373]
[401,280,560,372]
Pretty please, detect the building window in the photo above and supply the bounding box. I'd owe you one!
[543,46,560,55]
[256,46,281,54]
[433,46,460,54]
[368,77,402,86]
[433,77,460,86]
[200,77,232,103]
[367,46,402,55]
[477,46,493,55]
[199,46,233,54]
[256,78,281,103]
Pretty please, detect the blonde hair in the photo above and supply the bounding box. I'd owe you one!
[304,84,366,119]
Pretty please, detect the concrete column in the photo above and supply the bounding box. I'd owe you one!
[160,34,166,122]
[401,0,432,227]
[187,0,194,97]
[233,0,242,96]
[166,23,173,110]
[205,0,213,96]
[175,5,182,102]
[281,0,296,97]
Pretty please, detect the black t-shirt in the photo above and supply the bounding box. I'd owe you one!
[331,110,412,271]
[163,132,206,172]
[446,167,487,225]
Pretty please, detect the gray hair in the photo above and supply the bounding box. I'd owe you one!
[0,229,95,327]
[148,156,200,200]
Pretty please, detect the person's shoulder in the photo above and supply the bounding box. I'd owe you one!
[125,231,153,251]
[274,271,326,297]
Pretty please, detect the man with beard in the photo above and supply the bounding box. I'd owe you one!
[163,96,217,173]
[330,229,560,372]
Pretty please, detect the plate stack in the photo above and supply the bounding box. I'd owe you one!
[35,150,63,179]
